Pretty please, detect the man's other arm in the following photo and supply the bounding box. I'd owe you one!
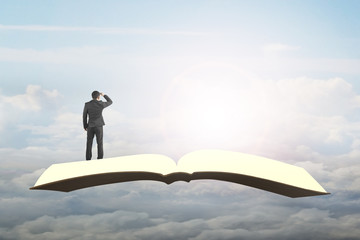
[83,104,88,130]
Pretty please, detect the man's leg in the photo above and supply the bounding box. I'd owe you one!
[95,126,104,159]
[86,127,95,160]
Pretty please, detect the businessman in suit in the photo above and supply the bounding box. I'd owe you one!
[83,91,113,160]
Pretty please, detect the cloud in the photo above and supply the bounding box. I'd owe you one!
[2,76,359,164]
[18,111,84,150]
[0,102,5,132]
[0,210,156,240]
[0,24,205,36]
[274,77,360,114]
[256,77,359,154]
[0,85,62,147]
[2,201,360,240]
[1,146,360,240]
[1,85,60,112]
[159,70,360,158]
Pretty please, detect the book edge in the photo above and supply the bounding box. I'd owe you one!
[30,170,330,198]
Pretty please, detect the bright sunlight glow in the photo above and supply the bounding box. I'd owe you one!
[160,62,281,149]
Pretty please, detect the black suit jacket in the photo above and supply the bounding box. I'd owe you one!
[83,95,113,129]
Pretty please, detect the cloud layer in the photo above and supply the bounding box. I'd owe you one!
[1,75,360,239]
[1,85,60,111]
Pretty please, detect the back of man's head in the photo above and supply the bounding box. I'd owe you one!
[92,91,100,100]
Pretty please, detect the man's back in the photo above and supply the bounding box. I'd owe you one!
[83,95,112,129]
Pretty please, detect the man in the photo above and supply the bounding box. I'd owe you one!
[83,91,113,160]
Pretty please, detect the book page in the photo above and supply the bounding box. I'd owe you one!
[34,154,177,187]
[177,149,327,193]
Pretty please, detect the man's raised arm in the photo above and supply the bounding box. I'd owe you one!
[101,93,113,108]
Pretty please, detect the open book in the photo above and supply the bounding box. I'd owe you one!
[30,150,329,198]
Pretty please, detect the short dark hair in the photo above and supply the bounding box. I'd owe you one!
[92,91,100,100]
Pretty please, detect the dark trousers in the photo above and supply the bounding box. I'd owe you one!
[86,126,103,160]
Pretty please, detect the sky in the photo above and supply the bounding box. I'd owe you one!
[1,0,360,239]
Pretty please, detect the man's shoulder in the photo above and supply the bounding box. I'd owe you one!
[85,100,95,105]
